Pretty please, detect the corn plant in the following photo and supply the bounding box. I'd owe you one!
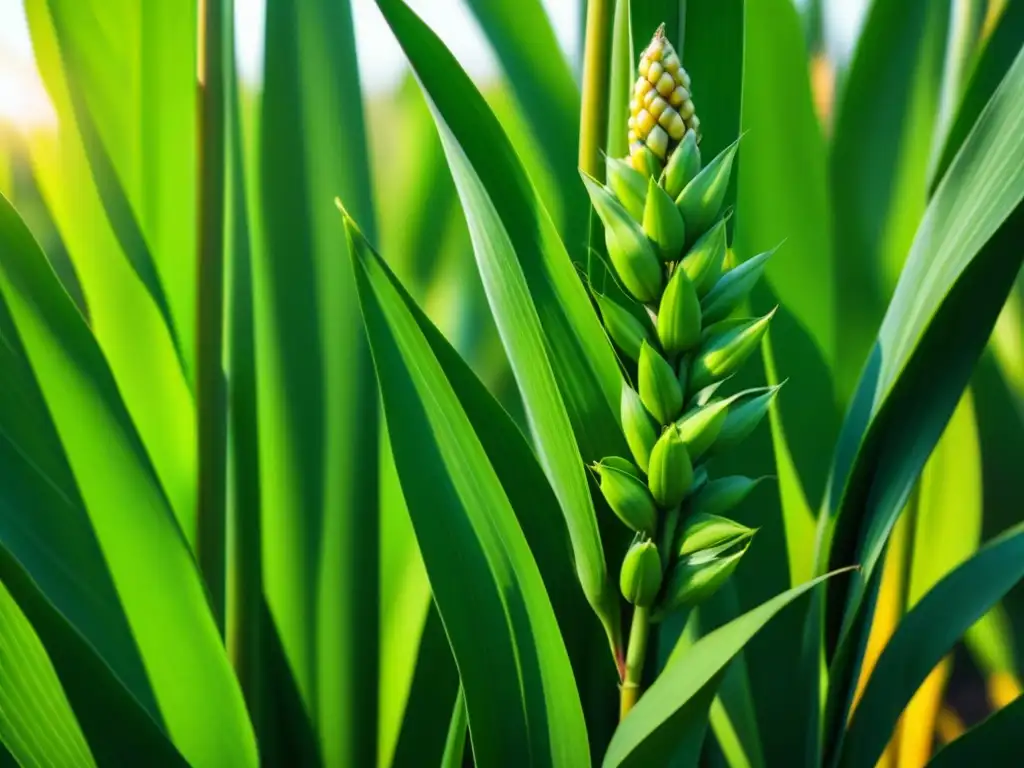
[1,0,1024,767]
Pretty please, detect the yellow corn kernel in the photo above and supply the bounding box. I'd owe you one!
[647,61,665,84]
[669,86,686,108]
[680,99,695,119]
[639,57,650,77]
[656,72,675,97]
[679,69,692,89]
[661,110,686,140]
[628,129,638,144]
[690,115,701,133]
[635,77,653,98]
[646,37,665,61]
[635,109,656,137]
[662,53,680,74]
[643,89,658,108]
[646,125,669,158]
[629,98,639,113]
[627,115,636,129]
[648,96,669,119]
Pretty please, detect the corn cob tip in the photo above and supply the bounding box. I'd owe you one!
[629,25,700,172]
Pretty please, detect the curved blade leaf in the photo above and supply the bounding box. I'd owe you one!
[929,1,1024,191]
[256,2,380,764]
[0,194,256,767]
[375,0,623,642]
[829,0,949,398]
[0,577,94,767]
[603,571,847,767]
[840,522,1024,768]
[347,217,589,766]
[927,695,1024,767]
[820,35,1024,670]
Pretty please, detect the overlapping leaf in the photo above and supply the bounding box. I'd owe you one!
[348,218,589,766]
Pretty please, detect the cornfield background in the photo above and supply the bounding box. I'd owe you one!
[1,0,1023,765]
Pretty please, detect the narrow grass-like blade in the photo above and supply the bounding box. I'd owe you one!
[602,572,847,767]
[347,218,589,766]
[440,688,468,768]
[376,0,624,646]
[23,0,198,542]
[829,0,950,398]
[27,0,198,374]
[927,695,1024,767]
[464,0,586,252]
[0,194,256,766]
[892,390,982,764]
[257,2,379,764]
[929,1,1024,191]
[818,44,1024,759]
[0,577,94,766]
[839,522,1024,768]
[0,552,187,766]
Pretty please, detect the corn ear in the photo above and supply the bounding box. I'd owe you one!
[701,246,777,324]
[639,341,684,424]
[676,138,740,241]
[620,540,663,607]
[648,427,694,508]
[621,384,658,473]
[679,218,727,296]
[598,294,651,361]
[643,177,686,261]
[593,460,658,536]
[689,309,776,393]
[658,266,702,355]
[607,157,648,222]
[582,172,663,303]
[629,25,700,173]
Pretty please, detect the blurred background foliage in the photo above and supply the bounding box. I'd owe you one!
[0,0,1022,765]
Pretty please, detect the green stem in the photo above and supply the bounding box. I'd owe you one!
[195,0,228,634]
[620,606,650,719]
[579,0,612,179]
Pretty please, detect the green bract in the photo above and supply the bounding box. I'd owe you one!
[639,341,684,424]
[581,173,663,303]
[658,266,702,356]
[598,294,651,361]
[676,138,740,241]
[679,218,727,296]
[648,427,694,508]
[594,460,658,536]
[621,384,658,472]
[643,177,686,261]
[620,540,663,607]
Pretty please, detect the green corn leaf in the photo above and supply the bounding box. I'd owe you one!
[348,218,589,767]
[0,577,94,767]
[927,695,1024,767]
[607,0,634,160]
[839,522,1024,768]
[376,0,625,646]
[440,688,469,768]
[25,0,197,374]
[829,0,950,398]
[818,45,1024,749]
[0,552,187,766]
[929,1,1024,192]
[0,195,255,765]
[463,0,585,252]
[24,0,198,545]
[603,571,848,767]
[680,0,744,195]
[257,2,380,764]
